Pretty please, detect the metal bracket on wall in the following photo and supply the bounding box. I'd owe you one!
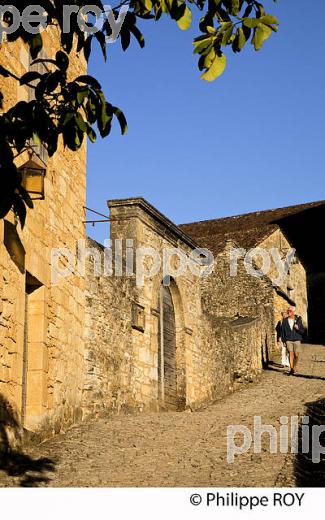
[83,206,110,226]
[83,206,134,226]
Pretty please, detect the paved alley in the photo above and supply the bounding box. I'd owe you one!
[1,344,325,487]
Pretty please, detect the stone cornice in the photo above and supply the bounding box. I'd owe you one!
[107,197,200,250]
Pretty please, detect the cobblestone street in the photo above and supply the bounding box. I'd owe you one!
[1,344,325,488]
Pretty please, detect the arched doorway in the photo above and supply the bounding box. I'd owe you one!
[158,285,177,410]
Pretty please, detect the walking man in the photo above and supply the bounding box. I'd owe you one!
[281,306,305,375]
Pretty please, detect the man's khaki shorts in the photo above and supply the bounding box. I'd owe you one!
[286,341,302,354]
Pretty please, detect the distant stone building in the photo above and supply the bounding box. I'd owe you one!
[181,200,325,344]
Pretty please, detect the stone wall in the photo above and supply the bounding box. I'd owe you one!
[83,199,208,414]
[200,239,276,359]
[82,239,135,417]
[199,229,308,362]
[83,199,277,417]
[259,229,308,332]
[198,313,265,405]
[0,30,87,437]
[202,242,274,317]
[198,228,308,378]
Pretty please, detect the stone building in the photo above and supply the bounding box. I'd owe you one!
[181,200,325,345]
[0,30,87,438]
[82,198,324,418]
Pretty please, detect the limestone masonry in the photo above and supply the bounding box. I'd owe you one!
[0,30,87,439]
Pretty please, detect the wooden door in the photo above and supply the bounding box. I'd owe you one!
[158,285,177,409]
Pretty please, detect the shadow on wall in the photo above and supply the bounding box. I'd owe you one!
[307,273,325,346]
[294,397,325,486]
[0,394,55,487]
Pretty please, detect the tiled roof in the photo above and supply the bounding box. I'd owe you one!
[179,200,325,256]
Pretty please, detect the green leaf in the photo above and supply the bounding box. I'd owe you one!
[243,4,253,17]
[62,112,75,126]
[199,13,214,33]
[20,71,42,85]
[29,34,43,60]
[113,107,128,135]
[85,94,98,124]
[142,0,153,11]
[77,88,89,105]
[237,27,246,51]
[222,25,233,46]
[87,126,97,143]
[259,15,278,26]
[177,6,192,31]
[231,0,240,16]
[206,26,216,35]
[76,75,101,91]
[56,51,69,72]
[201,52,227,82]
[198,55,206,72]
[204,48,216,69]
[75,112,88,133]
[242,18,259,29]
[130,25,145,49]
[44,70,61,93]
[255,1,265,17]
[97,101,113,137]
[160,0,169,13]
[120,29,131,51]
[193,37,213,55]
[94,31,107,61]
[154,4,162,20]
[253,24,273,50]
[32,132,41,145]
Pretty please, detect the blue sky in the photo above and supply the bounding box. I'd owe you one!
[86,0,325,244]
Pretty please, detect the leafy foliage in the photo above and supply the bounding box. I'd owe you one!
[193,1,278,81]
[0,0,278,225]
